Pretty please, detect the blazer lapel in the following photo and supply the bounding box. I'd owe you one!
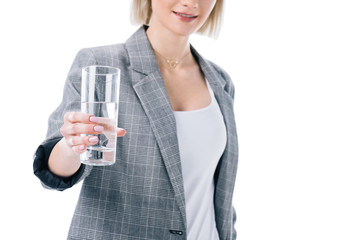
[125,27,187,224]
[124,26,238,235]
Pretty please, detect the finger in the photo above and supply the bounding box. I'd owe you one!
[67,135,99,147]
[117,128,126,137]
[65,112,99,124]
[66,123,104,135]
[72,144,86,154]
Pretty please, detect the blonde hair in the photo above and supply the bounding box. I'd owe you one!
[131,0,224,38]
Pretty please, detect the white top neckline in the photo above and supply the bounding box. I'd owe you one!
[173,79,214,114]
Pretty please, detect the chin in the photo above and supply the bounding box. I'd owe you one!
[168,23,198,37]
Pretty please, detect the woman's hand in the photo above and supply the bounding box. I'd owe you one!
[61,112,126,154]
[48,111,126,177]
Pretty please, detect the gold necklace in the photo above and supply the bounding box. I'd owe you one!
[153,49,191,70]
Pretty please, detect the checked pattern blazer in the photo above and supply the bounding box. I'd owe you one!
[34,26,239,240]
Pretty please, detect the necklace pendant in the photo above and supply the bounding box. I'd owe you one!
[167,59,179,69]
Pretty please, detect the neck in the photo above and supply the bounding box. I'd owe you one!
[146,22,191,63]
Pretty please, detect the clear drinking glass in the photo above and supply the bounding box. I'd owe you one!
[80,65,120,166]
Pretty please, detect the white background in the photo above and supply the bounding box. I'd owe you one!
[1,0,359,239]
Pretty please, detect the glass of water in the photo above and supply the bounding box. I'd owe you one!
[80,65,120,166]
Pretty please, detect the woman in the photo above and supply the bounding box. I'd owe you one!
[33,0,238,239]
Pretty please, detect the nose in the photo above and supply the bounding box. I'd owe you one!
[180,0,199,8]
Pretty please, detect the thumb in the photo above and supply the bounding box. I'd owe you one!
[117,128,126,137]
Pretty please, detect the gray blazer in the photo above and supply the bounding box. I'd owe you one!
[34,26,238,240]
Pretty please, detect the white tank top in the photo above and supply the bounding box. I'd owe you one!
[173,79,227,240]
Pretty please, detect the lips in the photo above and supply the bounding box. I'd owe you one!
[173,11,198,22]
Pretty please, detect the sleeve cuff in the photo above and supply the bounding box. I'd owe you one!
[33,138,86,191]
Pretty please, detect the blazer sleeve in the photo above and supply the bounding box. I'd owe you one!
[224,71,238,239]
[33,48,97,191]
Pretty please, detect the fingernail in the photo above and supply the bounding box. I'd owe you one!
[94,125,104,132]
[78,145,85,150]
[89,136,98,143]
[90,116,99,123]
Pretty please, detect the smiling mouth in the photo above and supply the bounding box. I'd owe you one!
[173,11,198,19]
